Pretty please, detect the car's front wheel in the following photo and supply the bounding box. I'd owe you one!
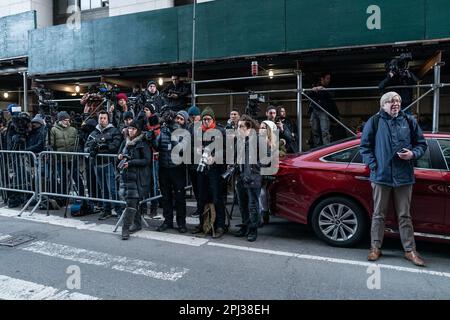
[311,197,367,247]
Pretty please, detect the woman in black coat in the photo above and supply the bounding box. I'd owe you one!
[118,120,152,240]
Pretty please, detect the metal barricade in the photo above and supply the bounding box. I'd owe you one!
[0,150,39,216]
[33,151,126,216]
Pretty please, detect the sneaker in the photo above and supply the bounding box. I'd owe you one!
[191,225,203,234]
[156,223,173,232]
[212,228,225,239]
[178,226,188,234]
[98,211,112,221]
[234,226,248,237]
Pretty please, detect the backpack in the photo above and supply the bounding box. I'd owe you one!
[372,113,416,145]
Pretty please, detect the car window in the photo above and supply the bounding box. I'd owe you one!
[323,147,358,163]
[413,147,432,169]
[438,139,450,170]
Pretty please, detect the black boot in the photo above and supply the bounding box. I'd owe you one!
[247,227,257,242]
[129,207,143,234]
[121,208,137,240]
[234,225,248,237]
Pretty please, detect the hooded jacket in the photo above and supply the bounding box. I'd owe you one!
[360,108,427,187]
[50,123,79,152]
[118,134,152,199]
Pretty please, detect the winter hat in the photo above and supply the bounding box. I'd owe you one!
[31,114,46,126]
[116,93,128,102]
[128,120,143,133]
[122,111,134,120]
[201,107,215,120]
[147,80,157,88]
[262,120,277,133]
[188,105,201,117]
[176,110,189,123]
[57,111,70,122]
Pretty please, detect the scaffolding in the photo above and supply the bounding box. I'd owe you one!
[191,62,448,152]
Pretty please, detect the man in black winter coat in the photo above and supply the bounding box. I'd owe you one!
[161,75,190,112]
[140,80,165,115]
[154,110,190,233]
[26,114,47,154]
[85,111,124,220]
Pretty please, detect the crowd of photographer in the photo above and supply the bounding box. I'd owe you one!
[0,74,296,243]
[0,54,426,242]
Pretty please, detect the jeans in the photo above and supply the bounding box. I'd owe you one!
[95,162,123,213]
[310,109,331,147]
[236,180,261,229]
[159,166,186,227]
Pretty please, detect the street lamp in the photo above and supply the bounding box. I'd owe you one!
[3,92,8,99]
[158,78,164,86]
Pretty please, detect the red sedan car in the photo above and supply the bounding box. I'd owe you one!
[269,133,450,247]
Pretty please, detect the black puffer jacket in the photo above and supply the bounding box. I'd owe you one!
[118,134,152,199]
[154,123,189,169]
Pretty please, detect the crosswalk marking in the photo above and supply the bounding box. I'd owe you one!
[21,240,189,282]
[0,275,99,300]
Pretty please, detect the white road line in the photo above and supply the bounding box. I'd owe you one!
[21,240,188,282]
[208,242,450,279]
[0,209,207,247]
[0,275,99,300]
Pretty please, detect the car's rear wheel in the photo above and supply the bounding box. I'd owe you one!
[311,197,367,247]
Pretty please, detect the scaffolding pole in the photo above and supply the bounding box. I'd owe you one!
[23,71,28,113]
[433,63,444,133]
[296,71,303,152]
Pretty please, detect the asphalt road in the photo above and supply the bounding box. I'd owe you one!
[0,201,449,300]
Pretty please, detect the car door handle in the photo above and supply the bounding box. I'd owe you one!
[355,176,370,181]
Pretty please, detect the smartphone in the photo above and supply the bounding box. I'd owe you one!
[397,148,409,155]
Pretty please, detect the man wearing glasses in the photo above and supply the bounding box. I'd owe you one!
[192,107,227,238]
[155,110,190,233]
[360,92,427,267]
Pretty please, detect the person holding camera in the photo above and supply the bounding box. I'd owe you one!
[192,107,227,238]
[110,93,130,132]
[85,111,124,220]
[308,72,340,148]
[360,92,427,267]
[161,75,190,112]
[379,54,419,114]
[140,80,165,115]
[154,110,190,233]
[226,109,240,130]
[266,106,294,153]
[26,114,47,154]
[117,120,152,240]
[234,115,262,242]
[81,85,103,119]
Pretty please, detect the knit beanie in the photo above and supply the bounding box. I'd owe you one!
[201,107,215,120]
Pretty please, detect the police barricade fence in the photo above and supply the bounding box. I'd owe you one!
[0,150,39,216]
[34,151,127,217]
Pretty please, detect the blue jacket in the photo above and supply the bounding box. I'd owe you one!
[360,110,427,187]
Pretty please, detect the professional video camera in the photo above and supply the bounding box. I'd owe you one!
[34,86,58,115]
[89,136,108,158]
[246,91,265,118]
[98,83,121,102]
[386,53,413,78]
[10,112,31,150]
[160,109,177,125]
